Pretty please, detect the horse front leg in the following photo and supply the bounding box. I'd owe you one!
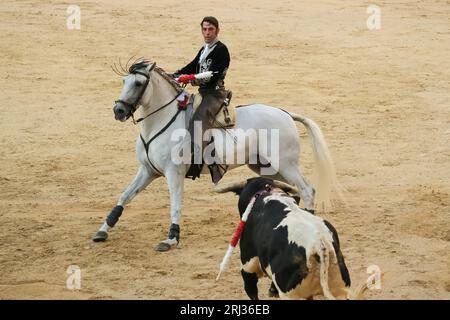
[154,166,184,252]
[93,165,158,242]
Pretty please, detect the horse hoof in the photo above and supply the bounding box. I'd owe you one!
[155,242,171,252]
[154,239,178,252]
[92,231,108,242]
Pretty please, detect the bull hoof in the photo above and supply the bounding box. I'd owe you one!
[92,231,108,242]
[268,289,279,298]
[268,283,279,298]
[154,238,178,252]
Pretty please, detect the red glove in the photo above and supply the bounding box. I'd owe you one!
[177,74,196,83]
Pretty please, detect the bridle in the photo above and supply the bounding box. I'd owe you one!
[114,70,151,121]
[114,64,185,124]
[114,63,187,176]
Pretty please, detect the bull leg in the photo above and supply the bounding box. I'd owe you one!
[93,165,157,242]
[241,270,259,300]
[155,166,184,252]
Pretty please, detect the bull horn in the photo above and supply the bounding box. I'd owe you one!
[213,180,247,193]
[272,180,298,194]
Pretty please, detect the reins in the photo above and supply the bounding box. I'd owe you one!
[128,68,186,176]
[133,87,185,125]
[139,108,183,176]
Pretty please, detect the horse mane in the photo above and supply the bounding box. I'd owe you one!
[128,59,150,74]
[113,57,183,94]
[153,66,183,94]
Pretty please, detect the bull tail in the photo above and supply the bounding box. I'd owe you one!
[288,112,343,211]
[318,240,336,300]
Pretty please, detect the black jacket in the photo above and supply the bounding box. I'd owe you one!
[176,41,230,91]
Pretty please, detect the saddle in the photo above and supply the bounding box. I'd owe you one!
[191,90,235,128]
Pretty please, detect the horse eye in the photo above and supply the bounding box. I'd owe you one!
[135,81,142,87]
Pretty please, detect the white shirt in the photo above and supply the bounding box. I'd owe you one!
[198,39,219,64]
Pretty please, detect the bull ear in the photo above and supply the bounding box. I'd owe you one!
[213,181,246,195]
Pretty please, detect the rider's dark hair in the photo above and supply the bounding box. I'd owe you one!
[201,16,219,29]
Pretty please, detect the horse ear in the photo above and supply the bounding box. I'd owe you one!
[148,62,156,72]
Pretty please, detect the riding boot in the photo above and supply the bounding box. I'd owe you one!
[185,88,227,181]
[185,142,203,180]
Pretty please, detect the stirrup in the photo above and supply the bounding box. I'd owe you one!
[185,164,202,180]
[208,164,227,184]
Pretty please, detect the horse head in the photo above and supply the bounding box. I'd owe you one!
[112,59,156,122]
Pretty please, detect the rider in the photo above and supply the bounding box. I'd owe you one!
[173,16,230,184]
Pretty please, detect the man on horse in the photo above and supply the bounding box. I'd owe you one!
[173,16,230,184]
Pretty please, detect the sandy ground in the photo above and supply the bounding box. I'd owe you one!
[0,0,449,300]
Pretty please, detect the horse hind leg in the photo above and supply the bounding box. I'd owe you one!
[278,166,315,212]
[247,163,315,211]
[93,165,157,242]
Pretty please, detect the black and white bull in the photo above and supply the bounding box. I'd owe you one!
[215,177,366,300]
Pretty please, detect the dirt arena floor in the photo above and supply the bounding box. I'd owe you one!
[0,0,449,300]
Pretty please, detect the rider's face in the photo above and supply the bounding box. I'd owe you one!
[201,22,219,44]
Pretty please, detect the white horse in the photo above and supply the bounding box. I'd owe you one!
[93,59,338,251]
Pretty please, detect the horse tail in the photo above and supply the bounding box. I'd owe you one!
[288,112,342,211]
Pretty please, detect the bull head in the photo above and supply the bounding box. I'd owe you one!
[214,178,298,195]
